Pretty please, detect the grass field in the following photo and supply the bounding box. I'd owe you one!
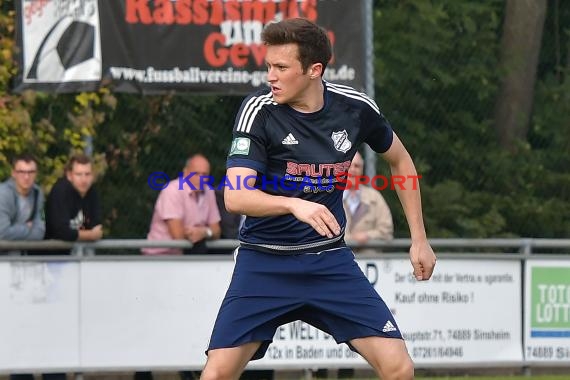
[417,377,569,380]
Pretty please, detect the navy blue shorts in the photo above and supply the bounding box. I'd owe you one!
[206,246,402,360]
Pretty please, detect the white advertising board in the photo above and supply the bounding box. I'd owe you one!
[80,260,234,369]
[524,260,570,363]
[0,261,79,372]
[0,257,524,372]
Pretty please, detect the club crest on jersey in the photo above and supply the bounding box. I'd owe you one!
[229,137,251,156]
[331,130,352,153]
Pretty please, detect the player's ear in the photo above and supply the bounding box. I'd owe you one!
[309,63,323,79]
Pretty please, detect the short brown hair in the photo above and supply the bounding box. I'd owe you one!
[261,18,332,74]
[65,154,92,172]
[11,153,38,168]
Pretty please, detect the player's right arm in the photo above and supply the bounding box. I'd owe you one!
[225,166,340,239]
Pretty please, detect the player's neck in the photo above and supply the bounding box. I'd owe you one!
[289,80,324,113]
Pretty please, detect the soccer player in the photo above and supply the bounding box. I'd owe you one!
[201,18,436,380]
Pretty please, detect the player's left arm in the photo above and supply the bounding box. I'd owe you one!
[381,132,436,280]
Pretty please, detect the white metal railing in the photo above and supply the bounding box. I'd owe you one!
[2,238,570,257]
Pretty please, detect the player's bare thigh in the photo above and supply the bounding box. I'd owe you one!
[350,336,414,380]
[201,342,262,380]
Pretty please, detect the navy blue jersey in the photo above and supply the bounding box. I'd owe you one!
[227,81,393,254]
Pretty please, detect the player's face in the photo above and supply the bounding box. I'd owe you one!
[66,163,94,197]
[265,43,311,106]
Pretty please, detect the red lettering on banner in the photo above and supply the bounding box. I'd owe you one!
[286,0,300,19]
[126,0,318,26]
[123,0,323,69]
[126,0,211,24]
[231,43,250,67]
[242,1,277,23]
[24,0,49,25]
[209,0,224,25]
[302,0,318,22]
[279,1,288,17]
[250,44,267,66]
[154,0,174,25]
[175,0,192,24]
[225,0,241,21]
[193,0,209,25]
[204,33,227,67]
[204,33,267,67]
[125,0,153,24]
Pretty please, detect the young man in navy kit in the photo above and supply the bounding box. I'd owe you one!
[201,18,436,380]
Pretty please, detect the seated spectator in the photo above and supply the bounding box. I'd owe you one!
[343,151,393,254]
[0,153,45,256]
[43,154,103,255]
[143,154,221,255]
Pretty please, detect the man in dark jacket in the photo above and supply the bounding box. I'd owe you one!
[44,154,102,254]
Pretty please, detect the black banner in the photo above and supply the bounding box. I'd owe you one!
[14,0,367,94]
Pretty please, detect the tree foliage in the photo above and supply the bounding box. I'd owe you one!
[374,0,570,238]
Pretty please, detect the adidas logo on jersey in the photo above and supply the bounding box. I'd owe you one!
[382,320,397,333]
[282,133,299,145]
